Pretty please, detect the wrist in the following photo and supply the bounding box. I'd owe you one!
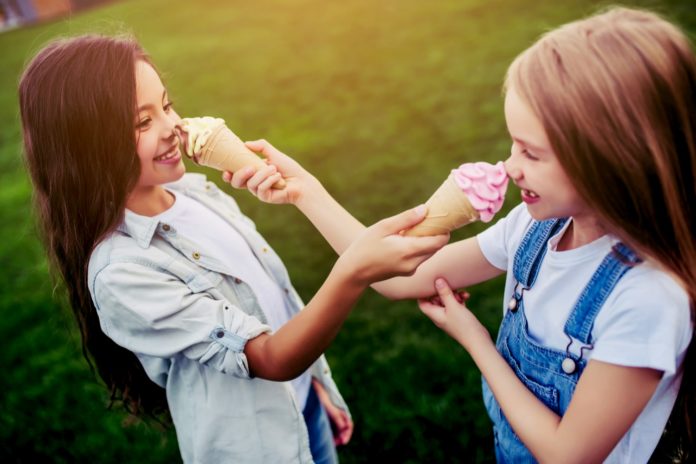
[332,254,371,293]
[294,175,325,209]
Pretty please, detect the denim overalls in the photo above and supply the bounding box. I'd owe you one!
[482,218,640,462]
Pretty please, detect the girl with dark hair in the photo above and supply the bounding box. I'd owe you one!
[18,34,447,463]
[229,7,696,462]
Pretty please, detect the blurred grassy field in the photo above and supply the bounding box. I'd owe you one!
[1,0,695,462]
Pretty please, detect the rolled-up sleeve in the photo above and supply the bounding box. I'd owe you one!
[92,262,271,378]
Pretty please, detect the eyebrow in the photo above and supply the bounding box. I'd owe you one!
[512,136,549,154]
[137,90,168,113]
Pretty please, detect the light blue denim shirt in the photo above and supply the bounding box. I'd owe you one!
[88,173,350,463]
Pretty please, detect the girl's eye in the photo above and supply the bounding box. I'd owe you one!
[164,101,174,112]
[136,118,151,130]
[522,148,538,160]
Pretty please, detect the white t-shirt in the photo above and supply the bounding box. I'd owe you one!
[477,203,692,463]
[155,191,312,409]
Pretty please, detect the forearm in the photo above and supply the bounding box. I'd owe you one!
[295,179,365,255]
[245,262,365,381]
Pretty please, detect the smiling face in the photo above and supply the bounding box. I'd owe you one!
[503,86,592,222]
[130,60,185,200]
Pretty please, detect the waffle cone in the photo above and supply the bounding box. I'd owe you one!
[404,174,479,236]
[196,125,286,189]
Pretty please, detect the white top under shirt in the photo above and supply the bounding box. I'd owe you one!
[478,203,692,463]
[155,191,312,409]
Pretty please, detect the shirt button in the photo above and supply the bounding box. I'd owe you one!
[262,247,268,253]
[284,288,289,294]
[192,251,201,260]
[162,224,171,231]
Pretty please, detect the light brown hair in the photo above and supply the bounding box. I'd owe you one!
[505,6,696,460]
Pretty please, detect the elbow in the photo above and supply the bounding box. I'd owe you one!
[369,284,408,301]
[245,334,305,381]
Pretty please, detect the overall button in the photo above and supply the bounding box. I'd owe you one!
[192,251,201,260]
[162,224,171,232]
[508,297,518,312]
[216,330,224,338]
[561,357,576,374]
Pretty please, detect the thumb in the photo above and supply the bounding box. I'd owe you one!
[376,205,428,235]
[434,278,457,304]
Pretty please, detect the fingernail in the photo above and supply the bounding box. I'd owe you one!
[414,204,426,216]
[435,278,446,289]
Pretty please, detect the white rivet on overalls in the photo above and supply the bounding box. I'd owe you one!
[561,357,576,374]
[508,297,518,312]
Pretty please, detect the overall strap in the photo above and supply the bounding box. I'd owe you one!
[513,218,569,288]
[564,242,642,344]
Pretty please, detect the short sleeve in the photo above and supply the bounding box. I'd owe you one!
[590,267,692,375]
[92,262,271,378]
[477,203,533,271]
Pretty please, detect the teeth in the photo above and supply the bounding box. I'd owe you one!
[155,148,178,161]
[523,189,539,198]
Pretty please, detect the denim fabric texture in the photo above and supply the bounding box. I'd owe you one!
[482,218,639,462]
[303,387,339,464]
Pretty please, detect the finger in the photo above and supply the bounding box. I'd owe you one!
[222,171,232,183]
[246,164,277,191]
[417,299,446,325]
[244,139,277,156]
[230,167,256,189]
[409,233,450,257]
[340,418,354,444]
[434,278,458,305]
[374,205,428,235]
[257,172,283,198]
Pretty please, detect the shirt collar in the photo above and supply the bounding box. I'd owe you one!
[115,173,218,248]
[117,210,160,248]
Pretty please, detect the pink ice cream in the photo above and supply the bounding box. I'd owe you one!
[451,161,508,222]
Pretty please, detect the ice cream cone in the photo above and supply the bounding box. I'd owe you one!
[179,117,285,189]
[404,174,479,237]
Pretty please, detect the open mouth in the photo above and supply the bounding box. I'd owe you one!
[521,188,540,203]
[154,145,179,162]
[522,189,539,198]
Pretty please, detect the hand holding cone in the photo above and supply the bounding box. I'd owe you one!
[178,116,286,189]
[404,161,508,237]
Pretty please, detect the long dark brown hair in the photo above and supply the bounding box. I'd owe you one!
[505,7,696,461]
[19,34,169,420]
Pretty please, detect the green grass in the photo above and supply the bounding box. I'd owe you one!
[1,0,694,462]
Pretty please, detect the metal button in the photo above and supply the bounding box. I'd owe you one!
[162,224,170,231]
[561,357,576,374]
[192,251,201,260]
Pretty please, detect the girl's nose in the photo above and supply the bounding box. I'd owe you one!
[504,155,521,181]
[163,112,181,139]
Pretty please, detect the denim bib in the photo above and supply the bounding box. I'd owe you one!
[482,218,640,462]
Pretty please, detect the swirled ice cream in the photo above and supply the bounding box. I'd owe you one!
[451,161,508,222]
[404,161,508,236]
[177,116,285,189]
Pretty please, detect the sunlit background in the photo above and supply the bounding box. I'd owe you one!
[1,0,694,462]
